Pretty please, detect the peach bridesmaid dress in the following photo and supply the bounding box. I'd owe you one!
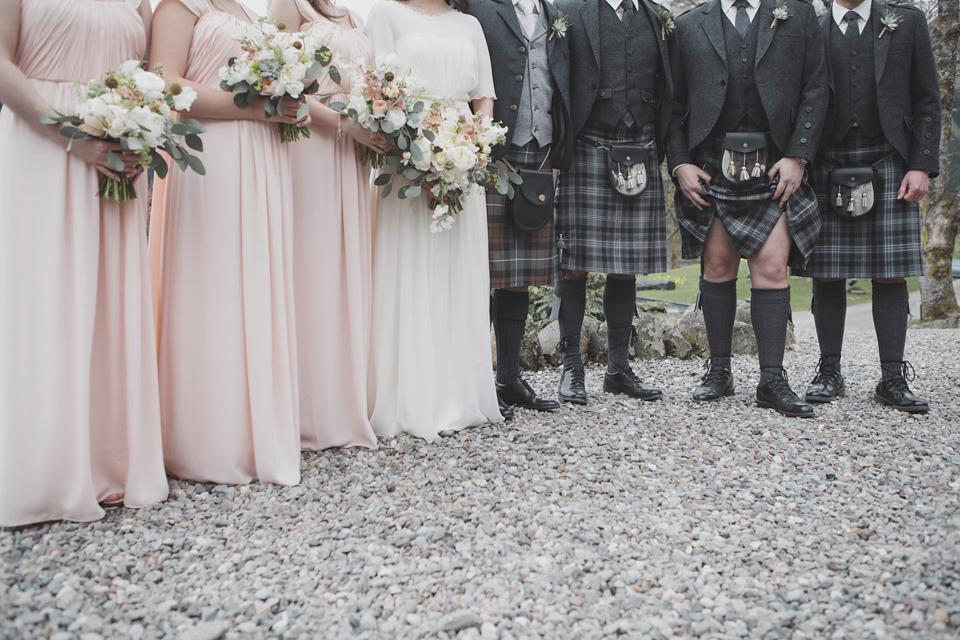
[285,0,377,451]
[150,0,300,486]
[0,0,168,527]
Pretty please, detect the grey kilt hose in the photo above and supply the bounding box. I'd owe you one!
[674,135,820,270]
[487,142,559,289]
[555,122,667,275]
[793,129,923,279]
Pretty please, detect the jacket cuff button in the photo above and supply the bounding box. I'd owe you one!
[800,138,807,144]
[510,104,518,111]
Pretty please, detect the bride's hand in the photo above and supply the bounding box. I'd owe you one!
[68,138,142,180]
[342,119,388,154]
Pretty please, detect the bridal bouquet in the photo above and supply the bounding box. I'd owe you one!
[40,60,206,202]
[219,18,338,142]
[381,100,518,233]
[329,54,426,168]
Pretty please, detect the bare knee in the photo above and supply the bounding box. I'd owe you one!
[748,256,788,289]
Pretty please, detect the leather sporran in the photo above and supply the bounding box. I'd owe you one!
[507,168,554,232]
[721,131,768,184]
[830,167,877,217]
[606,144,649,197]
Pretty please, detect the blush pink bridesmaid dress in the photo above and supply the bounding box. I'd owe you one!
[284,0,377,451]
[0,0,168,527]
[149,0,301,486]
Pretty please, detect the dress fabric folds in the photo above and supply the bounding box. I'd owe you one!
[288,0,377,451]
[365,1,502,442]
[149,0,300,485]
[0,0,168,526]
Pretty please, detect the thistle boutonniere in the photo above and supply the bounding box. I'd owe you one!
[770,0,791,28]
[658,8,676,40]
[878,8,903,38]
[549,11,571,40]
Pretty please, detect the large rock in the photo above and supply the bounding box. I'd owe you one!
[677,307,708,357]
[678,299,796,357]
[632,312,666,360]
[662,318,694,359]
[519,317,543,371]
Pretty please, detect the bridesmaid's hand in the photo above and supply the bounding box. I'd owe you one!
[69,138,142,181]
[266,96,311,126]
[342,119,388,154]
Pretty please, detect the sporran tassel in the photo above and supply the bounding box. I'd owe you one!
[727,160,737,179]
[836,188,843,207]
[739,165,750,182]
[751,152,762,178]
[847,197,855,212]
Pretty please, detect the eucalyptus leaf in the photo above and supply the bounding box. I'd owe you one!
[409,143,422,162]
[329,101,346,112]
[185,134,203,152]
[183,119,206,134]
[305,61,323,80]
[380,120,395,134]
[374,173,393,186]
[153,158,169,179]
[328,66,341,85]
[297,103,309,121]
[106,150,124,172]
[381,181,393,198]
[405,185,421,199]
[185,152,205,175]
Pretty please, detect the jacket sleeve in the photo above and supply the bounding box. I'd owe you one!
[665,23,692,173]
[783,3,828,163]
[907,11,941,176]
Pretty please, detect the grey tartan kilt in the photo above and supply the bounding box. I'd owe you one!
[674,134,821,270]
[555,122,667,275]
[486,142,559,289]
[793,129,923,279]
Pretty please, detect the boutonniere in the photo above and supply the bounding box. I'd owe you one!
[770,0,791,28]
[549,11,571,40]
[658,8,676,40]
[878,8,903,38]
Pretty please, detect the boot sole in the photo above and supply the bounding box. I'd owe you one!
[603,382,663,401]
[558,393,588,405]
[756,398,814,418]
[804,387,846,404]
[692,387,735,402]
[873,393,929,413]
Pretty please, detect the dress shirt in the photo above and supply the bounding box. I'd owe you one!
[832,0,872,35]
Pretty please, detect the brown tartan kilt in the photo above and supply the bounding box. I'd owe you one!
[487,142,559,289]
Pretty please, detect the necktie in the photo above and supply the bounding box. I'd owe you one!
[734,0,750,38]
[844,10,860,40]
[518,0,538,38]
[620,0,635,25]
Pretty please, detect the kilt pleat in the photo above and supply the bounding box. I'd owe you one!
[794,129,923,279]
[487,142,559,288]
[555,122,667,275]
[674,134,821,270]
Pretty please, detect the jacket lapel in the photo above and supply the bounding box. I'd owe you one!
[580,0,602,70]
[700,0,727,66]
[545,0,556,57]
[639,0,669,70]
[493,0,526,43]
[872,1,891,84]
[755,0,775,64]
[820,12,835,92]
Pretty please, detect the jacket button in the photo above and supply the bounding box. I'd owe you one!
[800,138,807,143]
[804,122,811,129]
[519,46,525,53]
[720,79,726,86]
[924,149,931,155]
[925,117,932,123]
[516,75,523,82]
[926,133,932,138]
[805,106,812,112]
[510,104,518,112]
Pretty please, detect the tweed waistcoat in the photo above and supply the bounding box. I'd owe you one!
[830,19,881,142]
[713,12,769,134]
[588,0,659,128]
[513,8,554,147]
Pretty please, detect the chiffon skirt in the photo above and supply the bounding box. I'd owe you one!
[0,81,168,526]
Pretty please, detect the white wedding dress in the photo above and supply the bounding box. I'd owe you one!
[366,0,502,441]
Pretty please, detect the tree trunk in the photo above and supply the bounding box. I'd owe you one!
[919,0,960,322]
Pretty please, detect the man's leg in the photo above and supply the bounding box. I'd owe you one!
[872,278,928,412]
[557,272,588,404]
[747,215,813,417]
[493,286,560,411]
[805,278,847,402]
[601,273,662,400]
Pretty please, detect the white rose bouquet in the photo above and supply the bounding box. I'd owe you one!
[40,60,206,202]
[219,19,339,143]
[380,100,519,233]
[328,54,426,168]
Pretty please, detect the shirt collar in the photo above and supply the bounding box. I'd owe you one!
[605,0,639,13]
[513,0,541,9]
[832,0,872,26]
[720,0,759,14]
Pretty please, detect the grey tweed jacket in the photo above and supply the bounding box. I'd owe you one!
[819,1,940,175]
[665,0,828,172]
[467,0,572,167]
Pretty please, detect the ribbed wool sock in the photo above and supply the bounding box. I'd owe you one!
[872,280,909,380]
[700,277,737,370]
[604,276,637,373]
[558,277,587,369]
[751,287,792,383]
[493,289,530,385]
[812,278,846,370]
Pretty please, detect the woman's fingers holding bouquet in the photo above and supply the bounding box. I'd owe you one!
[343,120,388,154]
[70,138,128,180]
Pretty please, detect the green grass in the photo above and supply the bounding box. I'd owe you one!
[637,261,919,312]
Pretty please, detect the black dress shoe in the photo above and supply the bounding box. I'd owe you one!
[497,377,560,411]
[558,366,588,405]
[603,365,663,401]
[875,363,929,413]
[498,395,515,421]
[692,364,734,402]
[756,370,814,418]
[805,358,846,403]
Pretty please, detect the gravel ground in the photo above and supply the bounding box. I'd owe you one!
[2,327,959,640]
